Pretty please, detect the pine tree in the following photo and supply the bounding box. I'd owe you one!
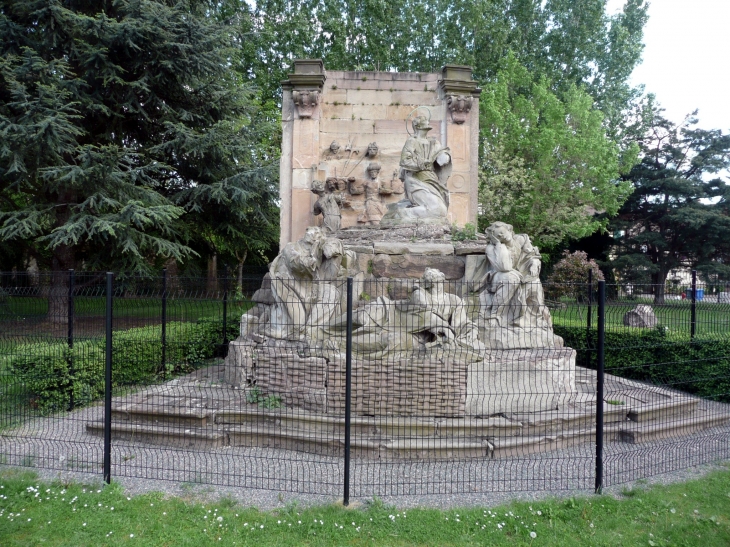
[609,111,730,303]
[0,1,277,317]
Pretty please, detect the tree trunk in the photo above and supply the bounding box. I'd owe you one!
[653,268,667,305]
[206,253,218,293]
[47,193,76,324]
[235,250,247,293]
[48,244,75,325]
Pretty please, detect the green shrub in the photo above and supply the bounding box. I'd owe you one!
[5,340,105,413]
[5,319,238,414]
[451,222,477,241]
[555,325,730,402]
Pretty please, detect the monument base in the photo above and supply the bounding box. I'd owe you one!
[223,342,576,418]
[465,348,576,415]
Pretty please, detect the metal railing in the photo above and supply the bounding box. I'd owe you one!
[0,270,729,500]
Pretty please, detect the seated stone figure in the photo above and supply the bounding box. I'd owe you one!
[477,221,550,329]
[380,113,452,226]
[410,268,484,351]
[267,226,344,340]
[472,222,562,349]
[329,268,482,359]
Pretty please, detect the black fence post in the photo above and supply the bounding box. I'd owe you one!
[343,277,353,507]
[222,266,229,349]
[103,272,113,485]
[595,280,606,494]
[586,269,593,368]
[691,269,697,339]
[161,268,167,378]
[67,269,75,411]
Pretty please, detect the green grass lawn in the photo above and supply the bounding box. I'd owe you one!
[551,299,730,336]
[1,296,251,321]
[0,467,729,546]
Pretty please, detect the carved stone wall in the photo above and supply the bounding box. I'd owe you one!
[279,60,481,249]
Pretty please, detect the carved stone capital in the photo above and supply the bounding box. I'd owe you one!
[446,95,473,124]
[282,59,326,118]
[438,64,481,99]
[292,90,320,118]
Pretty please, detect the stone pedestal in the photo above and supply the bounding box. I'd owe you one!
[224,343,576,418]
[465,348,576,416]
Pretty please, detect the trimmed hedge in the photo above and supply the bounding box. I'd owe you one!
[5,319,239,413]
[555,325,730,403]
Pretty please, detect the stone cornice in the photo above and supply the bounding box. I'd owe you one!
[438,64,481,98]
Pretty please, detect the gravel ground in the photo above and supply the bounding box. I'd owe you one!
[2,402,730,510]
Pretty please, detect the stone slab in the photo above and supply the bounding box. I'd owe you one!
[86,422,227,450]
[373,242,454,255]
[627,397,699,422]
[371,254,465,279]
[618,414,730,443]
[380,438,493,460]
[454,244,486,256]
[343,244,374,254]
[437,417,523,437]
[465,349,576,416]
[490,430,595,459]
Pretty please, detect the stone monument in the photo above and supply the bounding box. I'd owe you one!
[225,61,575,423]
[278,60,480,248]
[87,63,730,458]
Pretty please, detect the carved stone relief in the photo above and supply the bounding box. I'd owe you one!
[292,89,320,118]
[446,95,472,124]
[312,180,345,233]
[357,163,387,225]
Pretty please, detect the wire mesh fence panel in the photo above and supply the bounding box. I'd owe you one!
[598,282,730,487]
[2,271,730,497]
[97,275,344,494]
[0,272,107,476]
[346,277,597,496]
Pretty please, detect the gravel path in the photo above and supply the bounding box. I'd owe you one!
[2,402,729,510]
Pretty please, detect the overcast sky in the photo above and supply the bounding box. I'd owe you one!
[606,0,730,131]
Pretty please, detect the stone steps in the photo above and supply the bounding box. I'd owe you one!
[617,413,730,444]
[85,366,730,460]
[86,421,226,450]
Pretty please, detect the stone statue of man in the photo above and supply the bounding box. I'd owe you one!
[311,179,342,233]
[380,114,452,225]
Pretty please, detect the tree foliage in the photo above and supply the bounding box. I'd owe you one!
[478,56,635,250]
[0,0,278,274]
[609,110,730,302]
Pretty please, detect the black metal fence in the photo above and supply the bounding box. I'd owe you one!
[0,270,729,502]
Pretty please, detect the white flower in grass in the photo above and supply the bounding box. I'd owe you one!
[530,531,537,539]
[130,534,134,538]
[217,516,223,522]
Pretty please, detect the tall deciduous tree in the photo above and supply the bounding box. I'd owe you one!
[478,55,635,250]
[609,111,730,303]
